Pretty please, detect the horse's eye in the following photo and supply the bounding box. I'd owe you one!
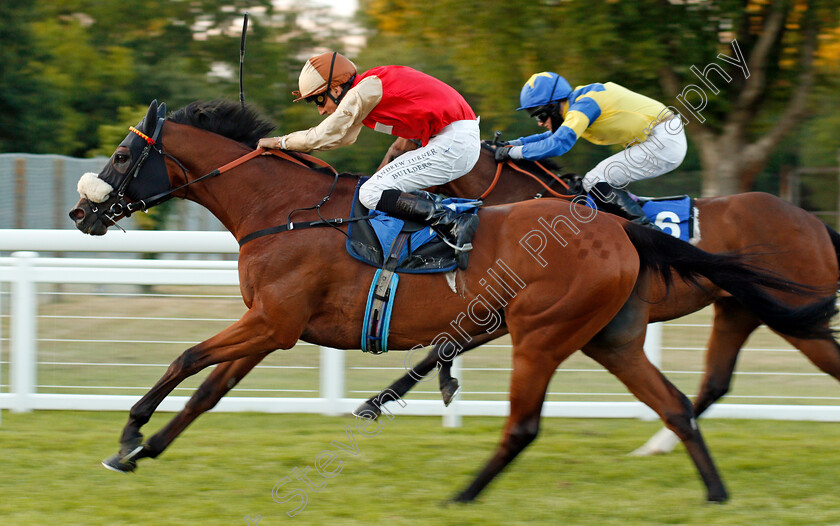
[114,153,129,164]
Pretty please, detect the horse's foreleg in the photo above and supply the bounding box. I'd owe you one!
[583,339,728,503]
[453,340,560,502]
[104,309,279,472]
[632,298,758,456]
[141,352,270,460]
[693,299,760,416]
[353,331,502,419]
[438,359,459,406]
[352,346,443,419]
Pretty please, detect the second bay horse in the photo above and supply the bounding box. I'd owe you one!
[361,138,840,456]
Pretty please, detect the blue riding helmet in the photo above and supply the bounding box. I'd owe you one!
[517,72,573,111]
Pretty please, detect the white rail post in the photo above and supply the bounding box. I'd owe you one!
[11,251,38,413]
[0,277,3,425]
[639,322,664,421]
[320,347,344,416]
[643,322,663,368]
[442,356,462,428]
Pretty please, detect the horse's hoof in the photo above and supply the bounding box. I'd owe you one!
[101,445,144,473]
[706,489,729,504]
[352,401,380,420]
[450,492,474,504]
[441,378,460,407]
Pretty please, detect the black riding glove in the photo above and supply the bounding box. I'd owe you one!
[567,177,585,196]
[494,145,514,163]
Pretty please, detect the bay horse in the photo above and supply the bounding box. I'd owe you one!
[69,100,835,503]
[360,137,840,456]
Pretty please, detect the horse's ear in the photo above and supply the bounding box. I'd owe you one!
[140,100,159,132]
[157,102,166,120]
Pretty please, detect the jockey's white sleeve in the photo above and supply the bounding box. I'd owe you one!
[281,76,383,152]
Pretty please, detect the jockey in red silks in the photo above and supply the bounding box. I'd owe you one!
[494,72,687,227]
[259,52,481,267]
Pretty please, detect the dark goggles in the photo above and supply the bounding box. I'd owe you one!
[304,91,328,107]
[529,105,554,125]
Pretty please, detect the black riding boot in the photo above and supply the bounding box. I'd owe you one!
[377,189,479,269]
[589,182,653,227]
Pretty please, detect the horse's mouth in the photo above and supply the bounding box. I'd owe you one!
[69,199,110,236]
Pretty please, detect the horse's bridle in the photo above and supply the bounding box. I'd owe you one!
[92,110,343,239]
[95,108,181,225]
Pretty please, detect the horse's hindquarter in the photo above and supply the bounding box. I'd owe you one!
[444,200,642,355]
[697,193,836,300]
[648,192,839,322]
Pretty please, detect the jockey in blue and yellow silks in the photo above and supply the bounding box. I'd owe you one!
[494,72,687,226]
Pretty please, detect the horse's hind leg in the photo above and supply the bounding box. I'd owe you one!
[632,298,760,456]
[453,337,562,502]
[583,338,728,502]
[781,334,840,381]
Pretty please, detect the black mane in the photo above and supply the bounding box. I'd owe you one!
[167,99,276,149]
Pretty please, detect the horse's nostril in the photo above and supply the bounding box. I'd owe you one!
[69,208,85,221]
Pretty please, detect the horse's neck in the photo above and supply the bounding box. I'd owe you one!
[439,153,543,205]
[163,124,354,240]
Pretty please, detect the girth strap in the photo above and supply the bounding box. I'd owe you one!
[361,232,410,354]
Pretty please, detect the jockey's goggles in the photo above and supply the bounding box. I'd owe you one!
[305,91,328,107]
[530,106,553,125]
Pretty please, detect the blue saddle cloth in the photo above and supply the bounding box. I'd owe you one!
[346,178,480,273]
[638,195,693,241]
[580,193,693,242]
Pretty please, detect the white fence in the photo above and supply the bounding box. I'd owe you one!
[1,229,840,425]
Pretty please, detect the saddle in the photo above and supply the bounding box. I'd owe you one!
[346,179,480,354]
[346,179,481,274]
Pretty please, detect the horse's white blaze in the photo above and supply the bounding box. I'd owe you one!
[77,172,114,203]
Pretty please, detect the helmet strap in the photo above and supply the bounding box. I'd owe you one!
[548,102,563,131]
[331,75,356,106]
[323,52,355,106]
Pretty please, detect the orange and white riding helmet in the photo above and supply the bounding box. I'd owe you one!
[292,51,357,105]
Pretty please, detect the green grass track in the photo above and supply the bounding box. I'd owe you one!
[2,411,840,525]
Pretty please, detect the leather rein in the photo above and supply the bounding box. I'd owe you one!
[480,159,573,200]
[110,124,368,246]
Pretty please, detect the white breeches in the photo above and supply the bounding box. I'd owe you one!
[359,118,481,209]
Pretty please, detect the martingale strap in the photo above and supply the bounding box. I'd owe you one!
[237,214,374,246]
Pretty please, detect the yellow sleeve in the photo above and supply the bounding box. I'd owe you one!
[561,110,592,138]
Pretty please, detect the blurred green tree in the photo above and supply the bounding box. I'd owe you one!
[1,1,353,230]
[0,0,59,153]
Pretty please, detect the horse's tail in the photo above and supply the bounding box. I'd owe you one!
[623,222,837,340]
[824,223,840,285]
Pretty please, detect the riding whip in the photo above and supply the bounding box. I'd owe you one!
[239,12,249,109]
